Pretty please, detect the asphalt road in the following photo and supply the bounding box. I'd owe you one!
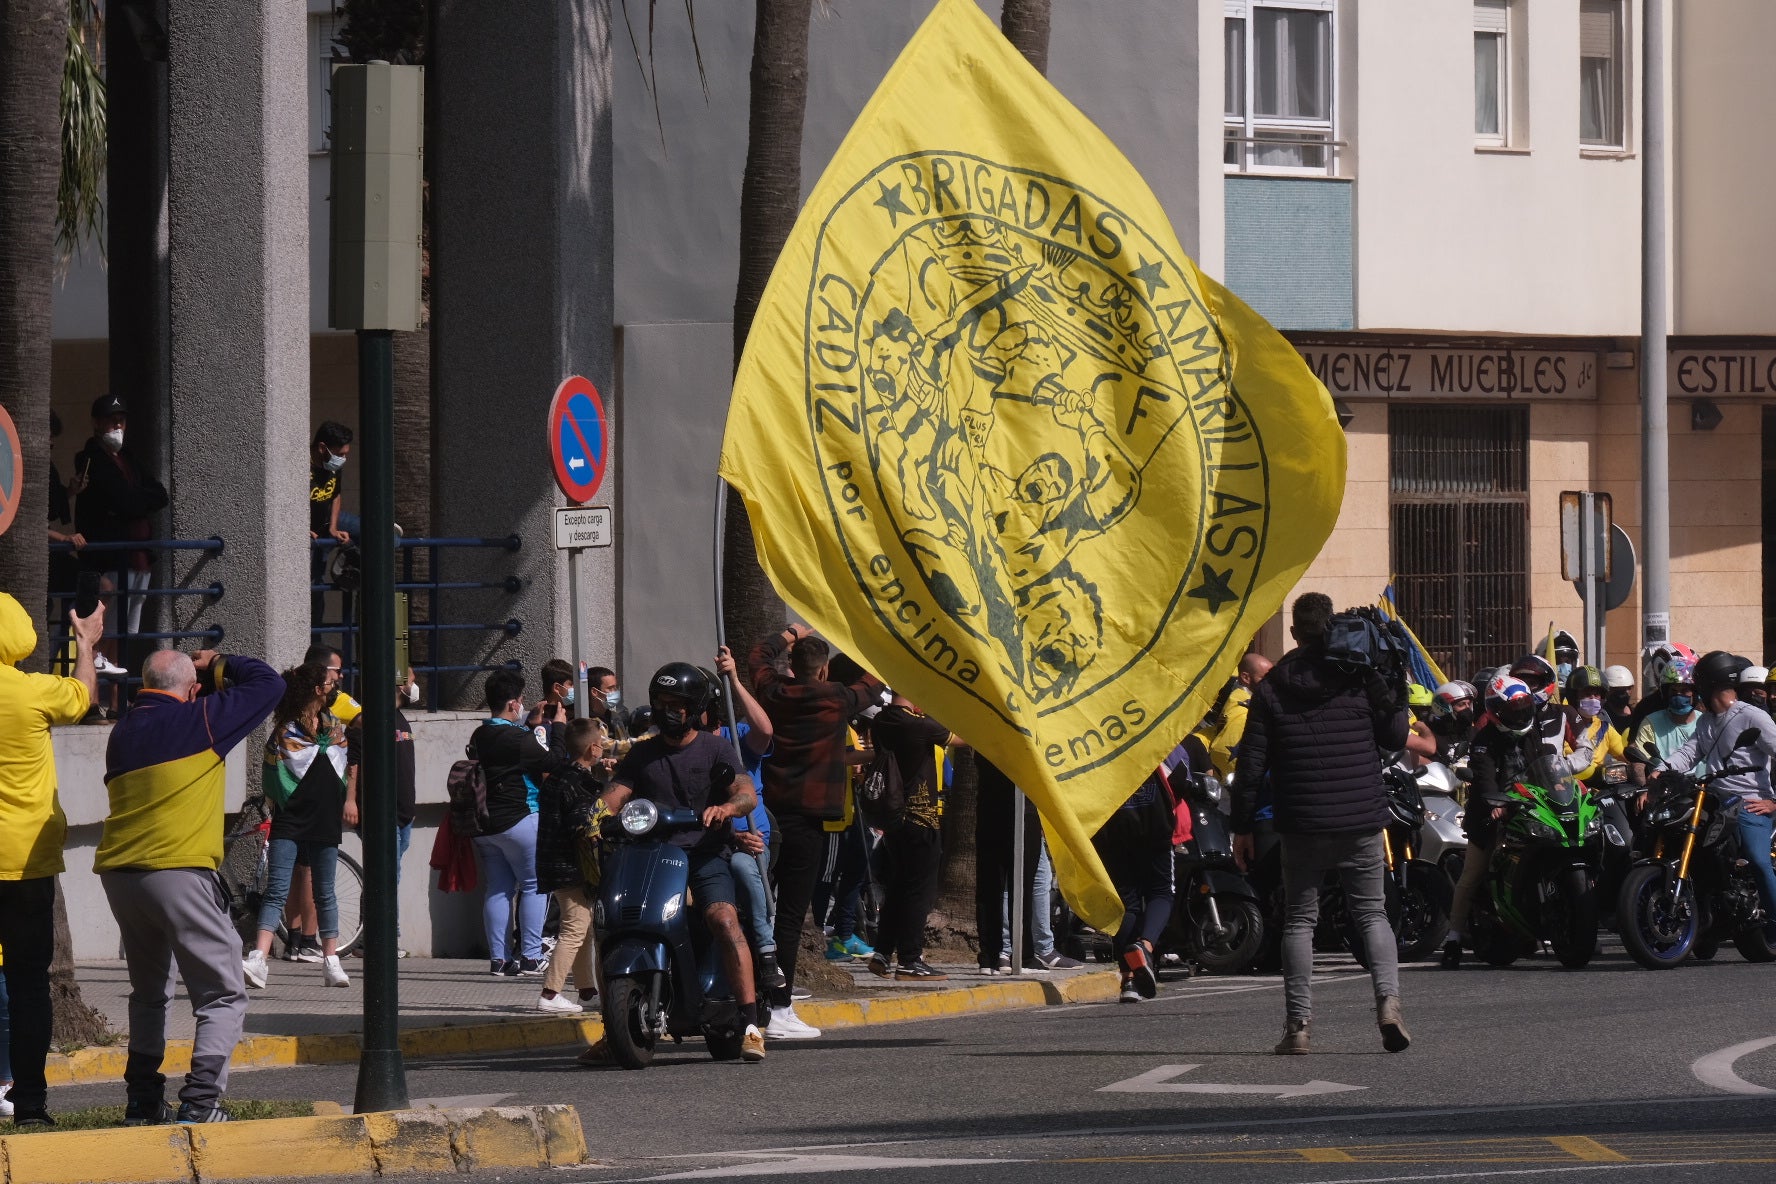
[50,943,1776,1183]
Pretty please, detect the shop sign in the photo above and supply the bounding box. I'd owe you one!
[1669,350,1776,397]
[1296,346,1598,401]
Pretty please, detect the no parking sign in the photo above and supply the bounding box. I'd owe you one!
[0,406,22,537]
[548,376,608,505]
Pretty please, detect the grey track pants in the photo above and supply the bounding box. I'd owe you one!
[1279,831,1401,1022]
[101,868,248,1109]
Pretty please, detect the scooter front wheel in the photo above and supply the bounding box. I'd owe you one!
[603,977,658,1069]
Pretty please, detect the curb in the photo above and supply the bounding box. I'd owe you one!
[47,970,1121,1087]
[0,1104,586,1184]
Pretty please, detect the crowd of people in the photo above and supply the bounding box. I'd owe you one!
[7,571,1776,1119]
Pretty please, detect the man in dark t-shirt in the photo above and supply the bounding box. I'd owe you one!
[867,695,962,981]
[601,663,764,1061]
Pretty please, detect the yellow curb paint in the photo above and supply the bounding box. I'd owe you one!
[364,1110,457,1176]
[312,1100,346,1116]
[451,1109,547,1173]
[190,1115,378,1180]
[0,1124,191,1184]
[43,970,1123,1087]
[537,1104,590,1166]
[1548,1136,1630,1162]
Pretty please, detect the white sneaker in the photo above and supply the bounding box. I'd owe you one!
[321,954,350,987]
[94,654,128,676]
[764,1005,822,1040]
[537,992,584,1014]
[242,950,269,989]
[0,1087,14,1118]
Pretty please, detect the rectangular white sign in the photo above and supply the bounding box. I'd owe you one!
[554,505,612,550]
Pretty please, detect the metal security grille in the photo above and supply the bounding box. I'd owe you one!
[1389,406,1529,679]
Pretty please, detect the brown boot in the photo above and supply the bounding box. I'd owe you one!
[1378,996,1411,1052]
[1274,1017,1310,1055]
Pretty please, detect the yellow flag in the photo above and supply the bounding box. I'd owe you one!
[719,0,1346,930]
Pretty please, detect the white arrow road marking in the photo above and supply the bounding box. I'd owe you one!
[1098,1064,1365,1099]
[1690,1035,1776,1096]
[625,1152,1023,1180]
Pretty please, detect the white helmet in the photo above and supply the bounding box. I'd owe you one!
[1603,665,1635,690]
[1740,666,1770,686]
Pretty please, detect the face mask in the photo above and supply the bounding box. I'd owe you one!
[323,451,346,473]
[404,682,421,705]
[656,705,692,738]
[1577,697,1603,720]
[1452,705,1474,725]
[561,687,576,707]
[1557,663,1575,684]
[1667,695,1694,716]
[101,428,124,452]
[605,690,621,709]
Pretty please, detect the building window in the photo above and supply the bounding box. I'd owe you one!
[1225,1,1338,175]
[1579,0,1626,149]
[1389,406,1529,678]
[1474,0,1508,144]
[309,13,342,155]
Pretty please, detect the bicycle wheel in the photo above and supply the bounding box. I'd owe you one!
[218,823,270,949]
[332,851,366,956]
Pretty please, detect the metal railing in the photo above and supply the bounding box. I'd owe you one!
[312,535,524,710]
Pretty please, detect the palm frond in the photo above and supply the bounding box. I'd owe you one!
[619,0,708,141]
[58,0,107,269]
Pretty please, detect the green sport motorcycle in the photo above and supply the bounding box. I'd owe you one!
[1468,757,1603,969]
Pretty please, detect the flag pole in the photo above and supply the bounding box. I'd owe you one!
[713,481,747,767]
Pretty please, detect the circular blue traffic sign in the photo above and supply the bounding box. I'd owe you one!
[0,405,21,538]
[549,376,607,504]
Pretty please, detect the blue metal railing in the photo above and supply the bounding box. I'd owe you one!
[312,534,524,709]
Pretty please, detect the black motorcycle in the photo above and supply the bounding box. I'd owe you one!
[1327,764,1450,965]
[1165,772,1266,975]
[1618,730,1776,969]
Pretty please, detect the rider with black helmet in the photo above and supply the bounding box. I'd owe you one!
[1654,651,1776,938]
[1563,666,1624,786]
[599,662,767,1061]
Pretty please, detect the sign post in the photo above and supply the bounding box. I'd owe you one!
[549,377,611,712]
[1562,491,1618,667]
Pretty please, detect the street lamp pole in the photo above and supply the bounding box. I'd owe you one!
[1639,0,1670,657]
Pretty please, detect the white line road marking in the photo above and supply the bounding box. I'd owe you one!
[1690,1035,1776,1096]
[1097,1064,1365,1098]
[616,1152,1025,1180]
[1292,1165,1708,1184]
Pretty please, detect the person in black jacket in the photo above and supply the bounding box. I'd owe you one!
[73,394,168,641]
[534,717,607,1013]
[1231,593,1412,1056]
[469,670,571,977]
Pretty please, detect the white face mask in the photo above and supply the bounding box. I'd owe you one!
[101,428,124,452]
[404,681,421,705]
[322,450,347,473]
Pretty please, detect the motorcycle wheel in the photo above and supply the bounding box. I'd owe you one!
[1617,864,1697,970]
[1731,925,1776,963]
[1550,868,1599,970]
[1189,898,1265,976]
[602,977,657,1069]
[1469,899,1519,967]
[705,1026,745,1061]
[1693,935,1720,961]
[1396,863,1450,963]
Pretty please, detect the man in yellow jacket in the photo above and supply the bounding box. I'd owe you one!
[1190,653,1274,778]
[0,593,102,1127]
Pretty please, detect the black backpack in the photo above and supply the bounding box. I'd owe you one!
[856,747,906,829]
[446,751,492,837]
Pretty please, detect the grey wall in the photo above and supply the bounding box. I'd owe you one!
[612,0,1204,681]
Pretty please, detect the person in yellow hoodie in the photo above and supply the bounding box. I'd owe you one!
[1189,653,1273,778]
[0,592,102,1127]
[95,647,283,1125]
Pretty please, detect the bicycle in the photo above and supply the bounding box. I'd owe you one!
[218,794,365,957]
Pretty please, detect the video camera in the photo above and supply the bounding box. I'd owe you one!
[1323,605,1413,707]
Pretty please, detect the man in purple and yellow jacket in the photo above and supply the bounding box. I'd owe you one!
[95,649,283,1125]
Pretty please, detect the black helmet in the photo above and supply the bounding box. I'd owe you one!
[1552,630,1580,666]
[648,662,714,738]
[1693,650,1752,701]
[1509,654,1559,704]
[1563,665,1606,701]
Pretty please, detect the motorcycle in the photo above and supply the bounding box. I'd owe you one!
[1467,755,1603,969]
[1329,764,1451,964]
[1414,760,1469,886]
[1589,755,1639,913]
[593,793,746,1069]
[1165,771,1266,975]
[1617,729,1776,969]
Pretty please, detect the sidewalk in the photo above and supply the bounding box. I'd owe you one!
[73,953,1112,1043]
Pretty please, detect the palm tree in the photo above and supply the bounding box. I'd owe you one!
[999,0,1049,73]
[722,0,812,651]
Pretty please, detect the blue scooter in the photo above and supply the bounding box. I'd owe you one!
[594,795,743,1069]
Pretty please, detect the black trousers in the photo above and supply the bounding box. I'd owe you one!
[0,876,57,1110]
[876,822,943,963]
[975,758,1041,968]
[1092,809,1175,955]
[769,811,827,1009]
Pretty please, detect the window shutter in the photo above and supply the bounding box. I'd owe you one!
[1579,1,1618,59]
[1474,0,1508,35]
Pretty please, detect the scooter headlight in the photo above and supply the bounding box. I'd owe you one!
[620,798,660,836]
[1201,776,1224,805]
[661,893,682,922]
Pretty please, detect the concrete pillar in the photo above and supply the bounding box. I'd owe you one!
[432,0,616,702]
[163,0,311,666]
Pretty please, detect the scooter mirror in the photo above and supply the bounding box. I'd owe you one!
[1734,728,1761,750]
[1455,767,1473,784]
[709,761,736,793]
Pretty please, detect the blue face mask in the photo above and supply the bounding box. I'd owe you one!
[605,690,621,709]
[1667,694,1694,716]
[1557,663,1574,684]
[562,687,576,707]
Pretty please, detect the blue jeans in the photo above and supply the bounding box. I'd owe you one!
[1733,807,1776,926]
[1032,840,1056,957]
[474,812,545,961]
[396,822,412,938]
[731,849,776,952]
[259,840,340,939]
